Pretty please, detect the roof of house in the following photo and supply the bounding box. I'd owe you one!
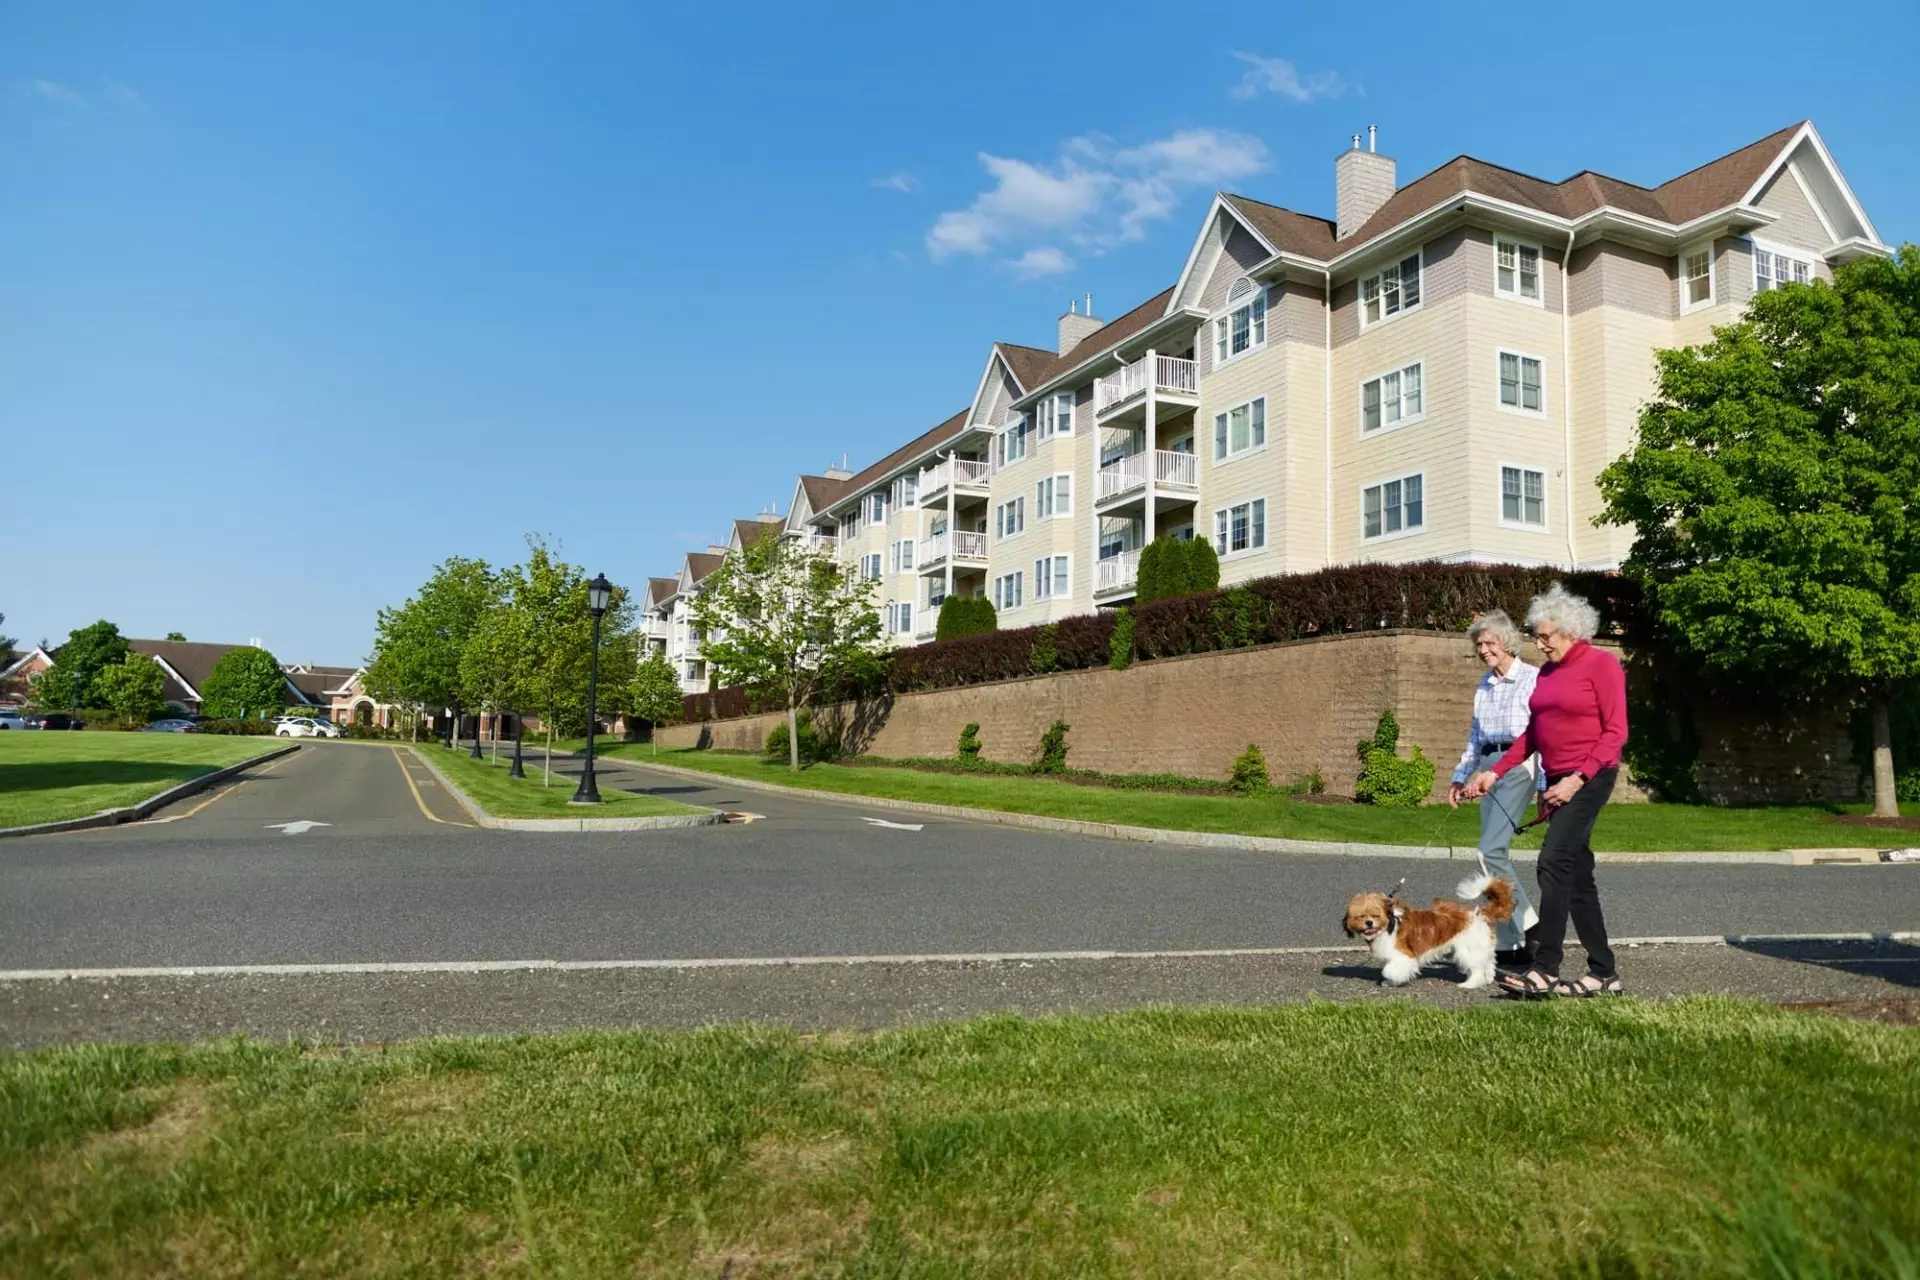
[825,408,971,508]
[798,474,853,512]
[685,552,724,583]
[1021,288,1180,393]
[997,342,1058,391]
[647,577,679,607]
[732,517,783,548]
[1221,121,1807,261]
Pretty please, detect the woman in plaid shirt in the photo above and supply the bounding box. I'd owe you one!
[1448,609,1541,968]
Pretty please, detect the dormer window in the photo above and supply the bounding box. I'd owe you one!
[1360,252,1422,327]
[1214,277,1268,365]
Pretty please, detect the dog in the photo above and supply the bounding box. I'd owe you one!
[1343,876,1516,989]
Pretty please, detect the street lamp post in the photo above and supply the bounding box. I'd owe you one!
[470,709,484,759]
[508,714,526,778]
[571,572,613,805]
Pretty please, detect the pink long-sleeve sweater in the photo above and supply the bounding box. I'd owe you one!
[1490,640,1628,781]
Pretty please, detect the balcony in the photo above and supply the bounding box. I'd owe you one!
[918,457,993,505]
[917,529,989,573]
[1094,548,1141,597]
[1095,450,1201,508]
[1095,354,1199,421]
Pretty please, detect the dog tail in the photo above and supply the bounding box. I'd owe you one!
[1455,873,1516,923]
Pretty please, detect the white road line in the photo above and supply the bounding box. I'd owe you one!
[0,932,1914,981]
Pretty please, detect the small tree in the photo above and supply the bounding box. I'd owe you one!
[1135,538,1180,603]
[367,556,497,743]
[201,646,287,719]
[692,536,887,771]
[49,620,130,708]
[1354,710,1435,807]
[1598,246,1920,816]
[630,651,684,757]
[0,613,15,668]
[936,595,997,641]
[459,602,524,762]
[29,667,79,712]
[92,653,168,725]
[1185,537,1221,592]
[164,631,187,642]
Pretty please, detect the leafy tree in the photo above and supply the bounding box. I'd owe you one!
[0,613,15,666]
[29,667,78,712]
[692,535,886,771]
[92,653,167,725]
[201,646,287,719]
[935,595,996,641]
[459,601,525,762]
[164,631,186,642]
[1135,538,1179,603]
[501,539,635,784]
[1185,536,1221,592]
[629,651,684,757]
[1598,246,1920,816]
[366,556,497,741]
[49,620,130,708]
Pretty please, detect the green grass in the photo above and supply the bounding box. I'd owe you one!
[2,1000,1916,1277]
[0,733,283,828]
[576,741,1917,853]
[411,743,704,820]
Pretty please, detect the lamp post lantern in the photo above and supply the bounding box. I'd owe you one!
[571,572,614,805]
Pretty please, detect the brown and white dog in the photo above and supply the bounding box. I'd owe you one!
[1343,875,1516,988]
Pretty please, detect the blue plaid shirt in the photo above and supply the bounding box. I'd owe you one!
[1452,660,1539,784]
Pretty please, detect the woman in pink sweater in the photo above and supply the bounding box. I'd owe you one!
[1464,584,1627,997]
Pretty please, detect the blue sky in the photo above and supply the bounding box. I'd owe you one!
[5,0,1915,663]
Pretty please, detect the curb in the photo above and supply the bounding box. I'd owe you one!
[408,747,724,833]
[0,743,303,840]
[611,757,1899,866]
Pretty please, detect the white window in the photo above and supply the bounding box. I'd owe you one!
[1032,555,1070,601]
[886,601,913,635]
[843,507,861,540]
[1036,473,1073,519]
[889,539,915,574]
[1211,498,1267,557]
[996,416,1031,466]
[1036,392,1075,439]
[1498,351,1544,415]
[1753,244,1812,293]
[1361,362,1424,434]
[889,474,918,509]
[1361,474,1425,541]
[1495,239,1542,302]
[1680,246,1714,312]
[860,552,883,581]
[995,497,1026,539]
[864,491,887,524]
[1501,465,1547,528]
[1212,397,1266,462]
[926,579,946,609]
[1213,282,1268,365]
[992,572,1024,611]
[1360,251,1422,326]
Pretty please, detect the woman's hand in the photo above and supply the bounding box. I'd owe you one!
[1542,773,1585,810]
[1461,771,1497,800]
[1447,782,1465,809]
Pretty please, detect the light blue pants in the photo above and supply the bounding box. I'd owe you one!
[1475,748,1541,951]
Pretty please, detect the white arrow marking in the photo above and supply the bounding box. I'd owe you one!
[265,821,332,835]
[861,817,924,831]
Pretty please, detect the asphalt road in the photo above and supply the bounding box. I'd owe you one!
[2,742,1917,972]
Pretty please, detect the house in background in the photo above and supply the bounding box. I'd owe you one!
[4,638,371,721]
[0,648,55,707]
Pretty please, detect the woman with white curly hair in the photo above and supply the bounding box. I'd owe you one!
[1464,583,1628,997]
[1448,608,1542,969]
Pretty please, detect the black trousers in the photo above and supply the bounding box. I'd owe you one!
[1528,766,1618,978]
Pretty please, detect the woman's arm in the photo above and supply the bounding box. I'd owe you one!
[1451,691,1486,786]
[1577,651,1629,778]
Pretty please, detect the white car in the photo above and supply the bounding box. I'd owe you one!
[0,708,26,730]
[274,718,342,738]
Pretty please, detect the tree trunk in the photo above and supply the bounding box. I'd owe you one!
[1871,697,1899,818]
[788,703,801,772]
[490,713,498,763]
[544,720,553,787]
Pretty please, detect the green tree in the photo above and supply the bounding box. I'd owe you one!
[29,667,78,712]
[501,539,635,784]
[0,613,15,667]
[164,631,186,642]
[92,653,167,725]
[629,651,685,757]
[366,556,497,741]
[1598,245,1920,816]
[49,620,130,708]
[1135,538,1178,603]
[935,595,996,641]
[1185,536,1221,592]
[459,601,525,762]
[201,646,287,719]
[692,535,887,771]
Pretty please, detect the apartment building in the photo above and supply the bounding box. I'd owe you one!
[653,120,1882,659]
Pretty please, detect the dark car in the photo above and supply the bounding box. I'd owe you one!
[26,713,85,730]
[142,718,200,733]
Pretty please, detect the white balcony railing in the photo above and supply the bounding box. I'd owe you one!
[919,457,993,498]
[1095,548,1142,594]
[1096,453,1148,502]
[919,529,989,567]
[1155,449,1198,489]
[1095,354,1199,415]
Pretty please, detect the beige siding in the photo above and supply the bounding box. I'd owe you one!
[1461,293,1569,564]
[1756,166,1834,255]
[1198,333,1293,579]
[1273,280,1326,345]
[1198,224,1271,315]
[1716,236,1754,313]
[1570,242,1671,319]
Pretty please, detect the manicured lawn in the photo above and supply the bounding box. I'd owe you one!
[0,733,283,829]
[585,742,1917,853]
[410,744,704,820]
[2,1000,1915,1276]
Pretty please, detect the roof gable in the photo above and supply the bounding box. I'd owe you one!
[817,409,971,516]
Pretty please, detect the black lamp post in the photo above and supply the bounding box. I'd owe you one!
[571,572,613,805]
[470,709,484,759]
[443,707,454,749]
[508,714,526,778]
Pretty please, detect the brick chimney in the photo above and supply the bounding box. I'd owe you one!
[1058,294,1103,357]
[1336,125,1396,241]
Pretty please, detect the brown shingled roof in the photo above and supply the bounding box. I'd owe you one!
[647,577,678,607]
[824,408,972,508]
[1649,121,1803,223]
[685,552,723,583]
[1220,197,1338,258]
[997,342,1057,391]
[798,474,852,513]
[1029,288,1178,387]
[732,517,782,548]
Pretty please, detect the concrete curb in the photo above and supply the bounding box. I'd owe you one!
[0,742,303,840]
[408,747,723,833]
[614,757,1904,866]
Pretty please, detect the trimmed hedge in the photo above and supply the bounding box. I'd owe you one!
[935,595,998,641]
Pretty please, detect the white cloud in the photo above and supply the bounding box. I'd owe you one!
[926,128,1267,270]
[870,172,916,193]
[28,79,84,105]
[105,80,147,111]
[1229,52,1349,102]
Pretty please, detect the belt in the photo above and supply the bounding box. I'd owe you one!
[1478,741,1514,753]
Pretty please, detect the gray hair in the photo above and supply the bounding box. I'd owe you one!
[1466,609,1521,657]
[1525,582,1601,643]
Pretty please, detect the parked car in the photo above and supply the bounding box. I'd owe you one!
[24,712,84,730]
[142,718,200,733]
[0,709,26,730]
[274,718,341,738]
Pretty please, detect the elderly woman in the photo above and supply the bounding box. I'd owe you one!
[1447,609,1541,969]
[1464,584,1628,997]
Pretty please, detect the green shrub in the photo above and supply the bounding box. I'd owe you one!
[1354,710,1435,806]
[1135,538,1177,604]
[195,718,276,736]
[1288,769,1327,796]
[1185,537,1220,592]
[1210,585,1260,649]
[1029,623,1060,674]
[957,722,982,764]
[1228,744,1270,794]
[764,710,838,764]
[936,595,998,642]
[1108,607,1135,671]
[1034,720,1070,774]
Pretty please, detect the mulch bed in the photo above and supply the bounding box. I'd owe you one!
[1826,813,1920,831]
[1780,998,1920,1027]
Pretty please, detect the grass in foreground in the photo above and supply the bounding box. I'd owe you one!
[0,732,281,828]
[2,1000,1915,1277]
[578,741,1912,853]
[412,743,704,819]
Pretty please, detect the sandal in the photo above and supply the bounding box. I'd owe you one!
[1495,969,1553,998]
[1550,974,1625,998]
